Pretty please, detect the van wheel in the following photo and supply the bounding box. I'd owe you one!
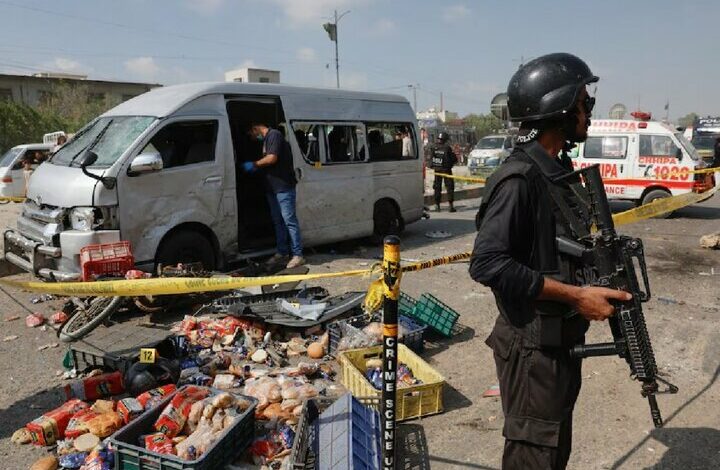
[372,200,403,243]
[640,189,673,218]
[156,231,216,271]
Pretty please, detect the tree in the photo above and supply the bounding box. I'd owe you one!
[462,113,504,139]
[677,112,698,128]
[36,82,120,132]
[0,81,119,152]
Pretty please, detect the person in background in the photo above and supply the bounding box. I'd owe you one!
[401,127,415,158]
[22,154,34,196]
[429,132,457,212]
[52,135,67,154]
[243,122,304,269]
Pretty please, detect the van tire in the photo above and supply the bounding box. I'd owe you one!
[156,230,216,271]
[640,189,673,218]
[372,200,404,243]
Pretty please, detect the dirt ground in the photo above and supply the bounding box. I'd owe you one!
[0,194,718,469]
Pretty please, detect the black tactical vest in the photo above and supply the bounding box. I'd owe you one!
[477,146,591,348]
[430,144,453,170]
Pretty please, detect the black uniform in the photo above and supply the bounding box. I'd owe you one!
[430,142,457,205]
[470,141,591,470]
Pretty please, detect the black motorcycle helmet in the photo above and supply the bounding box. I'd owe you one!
[507,53,598,123]
[437,132,450,143]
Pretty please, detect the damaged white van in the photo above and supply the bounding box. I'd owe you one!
[4,83,423,281]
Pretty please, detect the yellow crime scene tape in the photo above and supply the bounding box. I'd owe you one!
[0,181,716,298]
[0,196,27,203]
[430,171,486,184]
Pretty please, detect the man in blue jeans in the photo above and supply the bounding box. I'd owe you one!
[243,122,304,268]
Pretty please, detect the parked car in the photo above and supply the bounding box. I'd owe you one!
[0,143,53,199]
[467,134,514,177]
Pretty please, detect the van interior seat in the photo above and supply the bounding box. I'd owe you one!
[185,142,213,164]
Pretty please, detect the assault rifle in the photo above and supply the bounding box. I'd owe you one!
[555,164,678,428]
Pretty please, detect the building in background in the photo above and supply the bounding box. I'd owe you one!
[0,72,160,107]
[224,67,281,84]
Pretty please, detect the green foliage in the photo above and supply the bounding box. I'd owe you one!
[677,112,698,128]
[0,81,119,152]
[462,113,504,138]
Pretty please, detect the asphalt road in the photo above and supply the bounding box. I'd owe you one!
[0,193,718,469]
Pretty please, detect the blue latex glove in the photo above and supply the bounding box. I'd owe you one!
[241,161,257,173]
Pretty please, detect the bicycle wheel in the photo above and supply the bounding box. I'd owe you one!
[58,296,125,342]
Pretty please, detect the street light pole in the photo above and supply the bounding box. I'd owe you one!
[323,10,350,89]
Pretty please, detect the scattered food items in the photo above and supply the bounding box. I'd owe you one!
[25,312,46,328]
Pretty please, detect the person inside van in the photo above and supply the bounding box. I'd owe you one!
[401,127,415,158]
[243,122,304,269]
[52,135,67,154]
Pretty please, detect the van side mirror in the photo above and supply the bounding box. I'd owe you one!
[128,153,163,176]
[77,150,98,168]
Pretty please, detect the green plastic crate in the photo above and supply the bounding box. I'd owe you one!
[408,293,459,337]
[398,292,417,316]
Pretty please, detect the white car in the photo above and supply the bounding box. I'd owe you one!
[0,143,53,199]
[467,134,514,177]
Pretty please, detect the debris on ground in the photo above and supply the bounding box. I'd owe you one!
[30,293,55,304]
[483,384,501,398]
[37,342,59,351]
[50,311,69,324]
[25,312,46,328]
[425,230,453,239]
[699,232,720,249]
[3,335,18,342]
[4,314,20,322]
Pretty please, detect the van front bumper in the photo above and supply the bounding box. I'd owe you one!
[4,229,120,281]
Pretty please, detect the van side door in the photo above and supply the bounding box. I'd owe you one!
[116,116,228,267]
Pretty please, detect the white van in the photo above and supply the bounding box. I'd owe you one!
[569,119,715,206]
[0,143,53,199]
[467,134,515,177]
[4,83,423,281]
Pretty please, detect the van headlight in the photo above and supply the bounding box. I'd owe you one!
[70,207,98,231]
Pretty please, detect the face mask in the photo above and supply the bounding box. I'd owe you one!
[255,133,264,142]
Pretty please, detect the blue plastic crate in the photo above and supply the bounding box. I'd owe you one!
[314,393,381,470]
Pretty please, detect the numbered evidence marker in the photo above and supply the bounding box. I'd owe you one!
[139,348,157,364]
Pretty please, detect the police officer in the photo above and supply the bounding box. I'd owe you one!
[430,132,457,212]
[469,53,632,469]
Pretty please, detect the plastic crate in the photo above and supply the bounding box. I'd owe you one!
[290,396,380,470]
[80,241,134,281]
[398,292,417,316]
[406,293,459,337]
[327,313,426,356]
[316,394,382,470]
[69,328,176,374]
[338,344,445,421]
[110,386,257,470]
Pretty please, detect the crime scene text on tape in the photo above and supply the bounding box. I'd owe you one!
[1,184,716,297]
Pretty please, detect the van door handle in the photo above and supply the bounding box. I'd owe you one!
[203,176,222,185]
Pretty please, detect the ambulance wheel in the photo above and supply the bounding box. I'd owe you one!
[372,200,404,243]
[640,189,673,218]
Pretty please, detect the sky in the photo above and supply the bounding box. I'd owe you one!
[0,0,718,121]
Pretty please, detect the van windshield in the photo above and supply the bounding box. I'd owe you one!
[676,133,701,161]
[0,147,22,167]
[51,116,155,168]
[475,137,504,149]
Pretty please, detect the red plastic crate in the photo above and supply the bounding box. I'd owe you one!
[80,241,134,281]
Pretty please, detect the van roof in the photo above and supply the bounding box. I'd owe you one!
[104,82,409,119]
[589,119,676,134]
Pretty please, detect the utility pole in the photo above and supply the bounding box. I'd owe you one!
[407,84,418,112]
[323,10,350,88]
[440,91,444,112]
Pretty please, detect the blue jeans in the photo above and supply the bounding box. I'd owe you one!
[266,189,303,257]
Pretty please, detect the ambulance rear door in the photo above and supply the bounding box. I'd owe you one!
[580,133,635,200]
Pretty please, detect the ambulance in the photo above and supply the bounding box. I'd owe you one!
[568,117,716,207]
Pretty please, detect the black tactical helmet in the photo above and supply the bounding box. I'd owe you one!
[437,132,450,143]
[507,53,598,122]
